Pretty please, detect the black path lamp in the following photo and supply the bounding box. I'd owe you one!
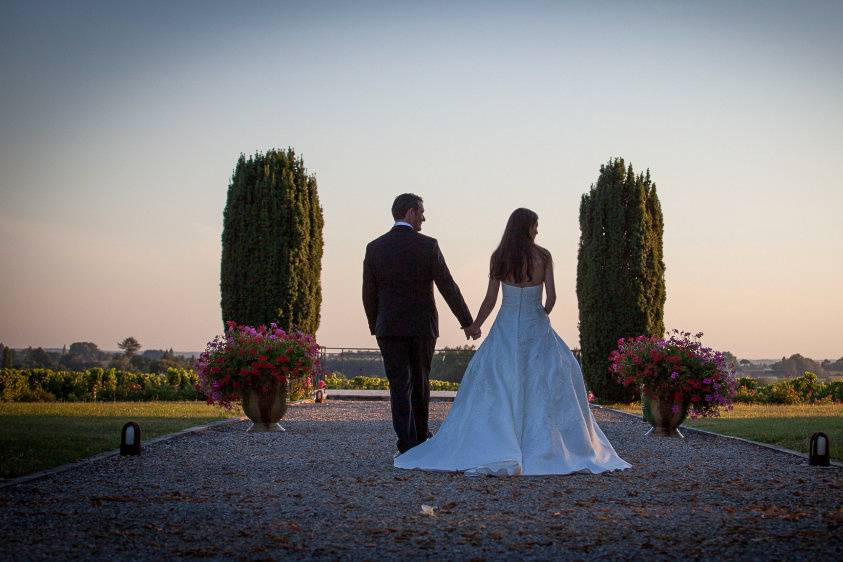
[809,432,830,467]
[120,421,141,455]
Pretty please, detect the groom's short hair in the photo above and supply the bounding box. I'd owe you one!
[391,193,423,220]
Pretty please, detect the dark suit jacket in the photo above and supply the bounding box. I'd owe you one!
[363,226,473,338]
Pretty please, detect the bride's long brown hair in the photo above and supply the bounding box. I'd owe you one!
[490,208,551,284]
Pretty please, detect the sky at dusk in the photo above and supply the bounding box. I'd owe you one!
[1,1,841,359]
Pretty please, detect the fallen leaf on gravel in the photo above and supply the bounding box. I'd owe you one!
[89,495,139,506]
[177,547,219,556]
[748,504,809,521]
[421,504,436,517]
[825,507,843,528]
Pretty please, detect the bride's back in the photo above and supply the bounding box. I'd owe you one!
[498,247,550,287]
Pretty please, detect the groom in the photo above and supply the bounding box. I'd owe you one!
[363,193,479,454]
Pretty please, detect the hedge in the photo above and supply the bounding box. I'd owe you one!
[0,368,200,402]
[323,373,459,391]
[735,372,843,404]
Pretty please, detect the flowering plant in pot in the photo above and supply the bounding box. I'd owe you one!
[609,329,736,437]
[195,321,320,432]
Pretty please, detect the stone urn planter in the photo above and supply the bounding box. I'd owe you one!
[241,380,288,432]
[196,323,321,431]
[641,392,688,438]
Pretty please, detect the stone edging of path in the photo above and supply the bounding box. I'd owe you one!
[592,404,843,469]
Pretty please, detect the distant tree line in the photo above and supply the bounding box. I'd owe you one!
[717,353,843,377]
[768,354,843,377]
[0,339,195,373]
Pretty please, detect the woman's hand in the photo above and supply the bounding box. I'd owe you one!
[463,323,481,340]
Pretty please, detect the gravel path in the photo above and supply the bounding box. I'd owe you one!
[1,401,841,561]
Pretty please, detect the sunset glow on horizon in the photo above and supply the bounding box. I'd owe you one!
[1,1,841,360]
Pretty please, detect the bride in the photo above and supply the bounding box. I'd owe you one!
[394,208,631,476]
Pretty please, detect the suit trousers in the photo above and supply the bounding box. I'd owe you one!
[376,336,436,453]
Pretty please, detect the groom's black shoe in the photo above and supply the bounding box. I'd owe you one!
[421,431,434,442]
[415,431,433,446]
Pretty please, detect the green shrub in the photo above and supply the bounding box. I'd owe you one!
[0,368,840,405]
[0,369,29,401]
[791,371,823,402]
[323,372,459,391]
[766,380,800,404]
[18,388,55,402]
[829,380,843,402]
[101,369,117,399]
[734,376,762,404]
[737,376,759,391]
[429,379,460,391]
[0,368,202,402]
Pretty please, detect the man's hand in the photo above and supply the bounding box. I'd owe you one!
[463,324,481,340]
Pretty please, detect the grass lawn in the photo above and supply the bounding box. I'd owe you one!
[0,401,236,479]
[604,402,843,461]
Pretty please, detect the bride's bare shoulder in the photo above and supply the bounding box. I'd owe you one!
[534,245,553,266]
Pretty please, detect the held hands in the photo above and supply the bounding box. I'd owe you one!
[462,323,481,341]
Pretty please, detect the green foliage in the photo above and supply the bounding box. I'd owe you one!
[721,351,739,369]
[765,380,800,405]
[60,342,102,370]
[770,353,824,376]
[151,349,187,373]
[0,368,200,402]
[323,372,460,391]
[220,148,324,334]
[0,370,29,401]
[430,346,476,383]
[26,347,56,369]
[117,336,142,357]
[822,356,843,371]
[2,346,13,368]
[737,376,759,390]
[577,158,666,402]
[734,372,841,404]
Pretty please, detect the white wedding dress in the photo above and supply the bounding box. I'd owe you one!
[394,283,631,476]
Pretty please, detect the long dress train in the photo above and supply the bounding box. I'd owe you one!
[394,283,631,476]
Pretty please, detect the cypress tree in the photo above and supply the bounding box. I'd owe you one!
[576,158,666,402]
[3,346,15,368]
[220,148,324,334]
